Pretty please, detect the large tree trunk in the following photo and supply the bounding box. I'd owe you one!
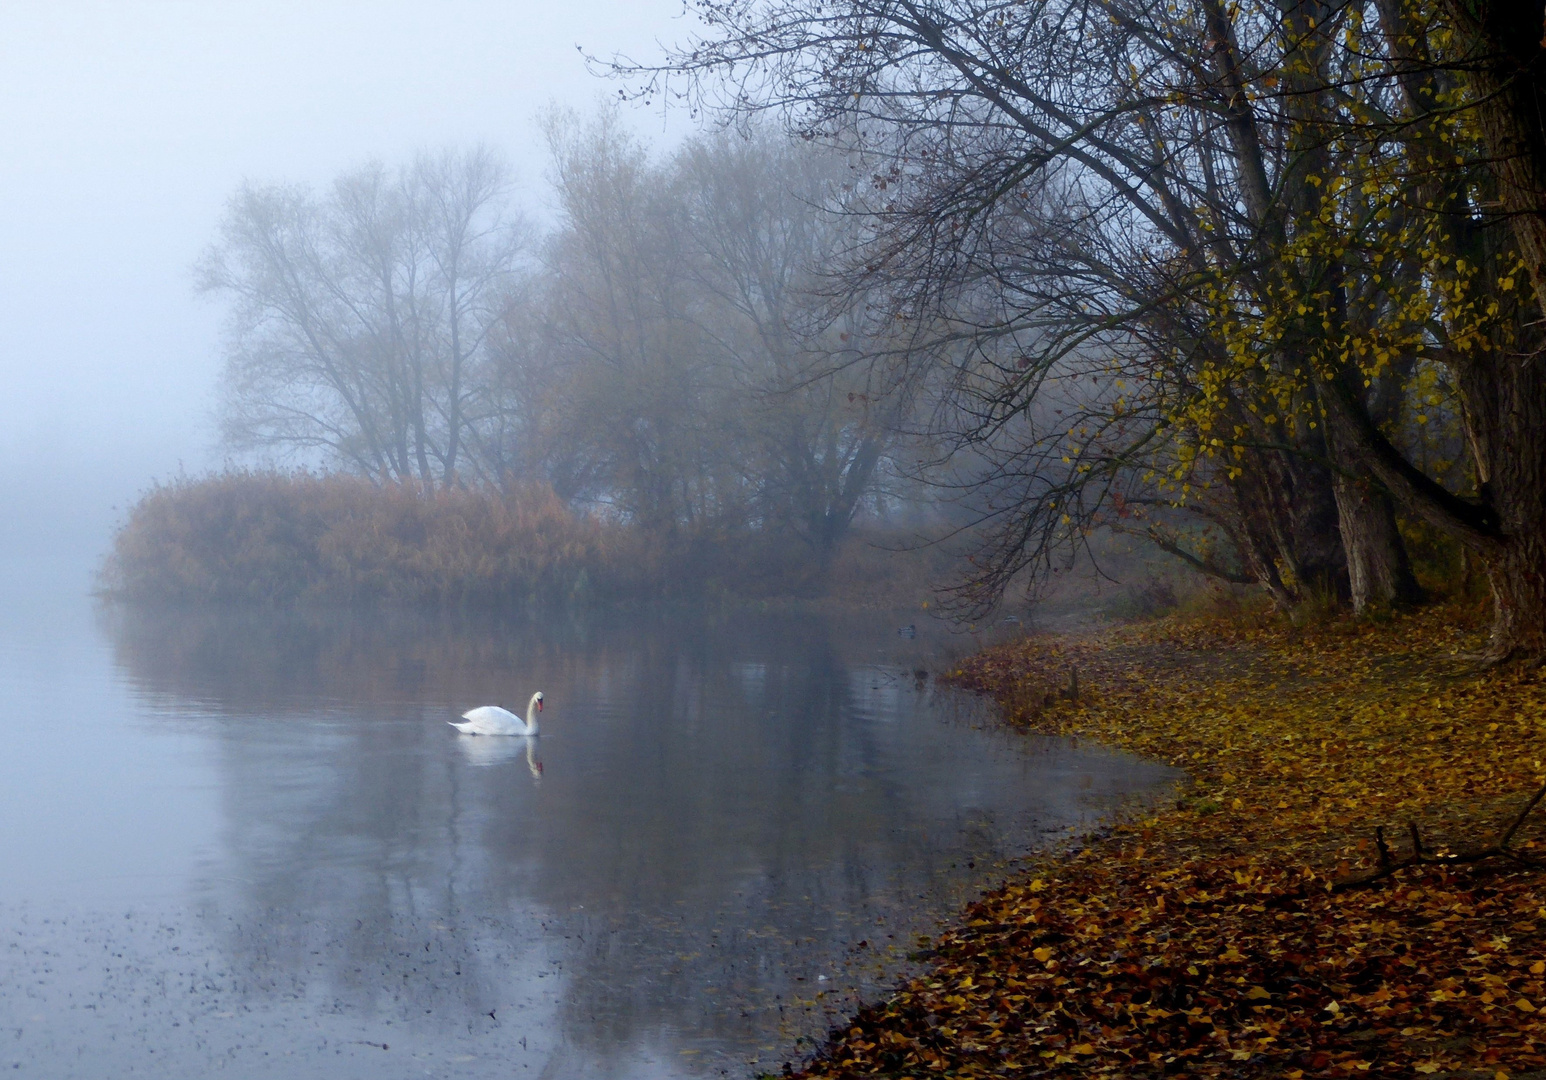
[1333,474,1424,612]
[1230,477,1297,610]
[1321,353,1546,658]
[1485,530,1546,661]
[1288,457,1348,601]
[1325,388,1425,612]
[1437,0,1546,659]
[1461,351,1546,660]
[1227,439,1347,608]
[1441,1,1546,320]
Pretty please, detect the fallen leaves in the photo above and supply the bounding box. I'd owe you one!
[788,601,1546,1078]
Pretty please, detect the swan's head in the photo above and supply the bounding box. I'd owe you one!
[533,691,544,712]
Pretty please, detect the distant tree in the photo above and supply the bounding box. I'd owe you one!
[200,147,527,489]
[496,111,909,556]
[672,126,903,560]
[527,109,743,531]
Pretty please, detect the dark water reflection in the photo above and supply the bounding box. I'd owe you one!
[0,596,1175,1078]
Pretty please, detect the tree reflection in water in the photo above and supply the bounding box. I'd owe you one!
[101,605,1174,1076]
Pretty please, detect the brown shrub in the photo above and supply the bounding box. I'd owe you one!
[100,472,637,606]
[101,470,955,609]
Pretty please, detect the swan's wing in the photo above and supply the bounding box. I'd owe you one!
[456,705,525,735]
[460,705,519,725]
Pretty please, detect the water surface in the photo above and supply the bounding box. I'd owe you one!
[0,569,1173,1078]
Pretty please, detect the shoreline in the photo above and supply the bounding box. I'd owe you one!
[785,601,1546,1078]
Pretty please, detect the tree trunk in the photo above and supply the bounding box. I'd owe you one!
[1324,388,1425,612]
[1440,0,1546,321]
[1228,454,1302,610]
[1319,354,1546,658]
[1434,0,1546,659]
[1463,348,1546,660]
[1485,531,1546,661]
[814,432,885,565]
[1280,444,1354,605]
[1333,474,1424,612]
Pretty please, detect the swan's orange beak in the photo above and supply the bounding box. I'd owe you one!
[537,700,544,712]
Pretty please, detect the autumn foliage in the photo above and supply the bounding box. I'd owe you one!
[793,605,1546,1078]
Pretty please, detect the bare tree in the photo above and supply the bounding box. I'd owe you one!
[529,108,744,530]
[672,126,902,559]
[200,147,527,489]
[492,111,909,557]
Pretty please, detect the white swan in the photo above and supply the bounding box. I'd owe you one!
[450,691,543,736]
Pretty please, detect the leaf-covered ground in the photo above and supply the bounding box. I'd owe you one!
[790,603,1546,1078]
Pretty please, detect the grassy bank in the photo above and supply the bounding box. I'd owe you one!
[100,471,947,608]
[791,602,1546,1078]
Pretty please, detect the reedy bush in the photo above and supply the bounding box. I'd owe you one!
[101,472,632,606]
[101,470,949,608]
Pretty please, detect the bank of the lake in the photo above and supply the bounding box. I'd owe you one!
[791,602,1546,1078]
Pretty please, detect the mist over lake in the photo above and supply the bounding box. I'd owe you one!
[0,569,1172,1077]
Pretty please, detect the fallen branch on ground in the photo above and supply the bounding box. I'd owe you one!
[1332,778,1546,891]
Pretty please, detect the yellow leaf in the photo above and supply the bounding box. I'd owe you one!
[1033,946,1053,962]
[1516,997,1536,1013]
[1071,1043,1094,1055]
[1246,986,1271,1000]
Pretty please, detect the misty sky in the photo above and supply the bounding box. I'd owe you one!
[0,1,689,565]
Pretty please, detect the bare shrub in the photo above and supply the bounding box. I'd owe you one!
[101,472,630,607]
[100,471,947,608]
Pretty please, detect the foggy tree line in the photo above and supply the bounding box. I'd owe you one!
[615,0,1546,659]
[203,0,1546,658]
[201,120,912,564]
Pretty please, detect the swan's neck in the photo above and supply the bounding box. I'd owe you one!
[525,695,541,734]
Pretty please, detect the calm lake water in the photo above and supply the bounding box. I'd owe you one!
[0,562,1174,1079]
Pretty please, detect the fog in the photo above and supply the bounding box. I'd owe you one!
[0,1,683,574]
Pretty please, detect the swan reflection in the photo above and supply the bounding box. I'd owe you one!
[455,732,544,778]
